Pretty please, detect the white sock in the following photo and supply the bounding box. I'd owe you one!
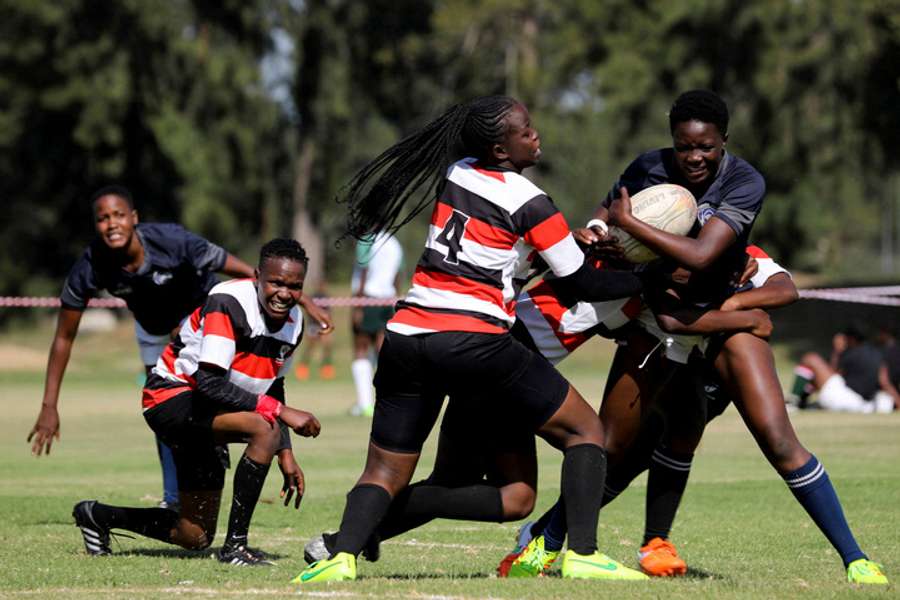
[351,358,374,409]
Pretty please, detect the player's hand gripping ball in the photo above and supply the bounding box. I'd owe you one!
[609,184,698,263]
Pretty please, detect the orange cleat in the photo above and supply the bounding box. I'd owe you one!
[638,537,687,577]
[319,364,336,380]
[294,363,310,381]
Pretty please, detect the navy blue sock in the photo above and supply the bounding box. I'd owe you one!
[783,455,866,566]
[540,499,566,552]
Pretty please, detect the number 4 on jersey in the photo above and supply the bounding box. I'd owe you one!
[435,209,470,265]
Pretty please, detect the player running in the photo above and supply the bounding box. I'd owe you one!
[294,95,650,583]
[73,239,321,566]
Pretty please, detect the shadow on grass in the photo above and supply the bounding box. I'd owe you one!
[372,572,492,580]
[684,566,722,580]
[118,547,287,561]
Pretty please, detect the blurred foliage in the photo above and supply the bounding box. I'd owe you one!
[1,0,899,300]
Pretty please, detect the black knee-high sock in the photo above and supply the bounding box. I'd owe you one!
[91,503,178,543]
[643,446,693,544]
[334,484,393,556]
[376,482,504,541]
[561,443,607,555]
[224,453,270,549]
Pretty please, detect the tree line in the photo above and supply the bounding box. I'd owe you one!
[1,0,898,300]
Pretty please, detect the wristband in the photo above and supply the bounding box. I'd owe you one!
[255,394,283,424]
[586,219,609,235]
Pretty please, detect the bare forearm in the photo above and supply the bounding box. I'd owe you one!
[621,217,716,270]
[722,276,799,311]
[42,338,73,407]
[658,307,760,335]
[221,254,255,279]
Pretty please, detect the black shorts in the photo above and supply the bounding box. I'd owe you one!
[143,391,225,492]
[354,305,394,336]
[371,330,569,453]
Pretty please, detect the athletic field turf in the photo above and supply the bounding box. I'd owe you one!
[1,317,897,598]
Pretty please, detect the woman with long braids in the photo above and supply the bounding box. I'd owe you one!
[294,96,650,583]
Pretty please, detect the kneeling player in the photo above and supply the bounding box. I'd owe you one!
[73,239,321,565]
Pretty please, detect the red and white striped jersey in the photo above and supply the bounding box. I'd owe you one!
[388,158,584,335]
[516,277,642,365]
[142,278,303,410]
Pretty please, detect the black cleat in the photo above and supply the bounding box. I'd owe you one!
[73,500,111,556]
[217,544,275,566]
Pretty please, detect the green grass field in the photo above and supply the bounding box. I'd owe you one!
[0,314,897,598]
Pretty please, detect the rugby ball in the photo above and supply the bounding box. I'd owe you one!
[608,184,697,263]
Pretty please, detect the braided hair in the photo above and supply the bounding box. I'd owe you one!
[669,90,729,135]
[343,95,519,240]
[259,238,309,269]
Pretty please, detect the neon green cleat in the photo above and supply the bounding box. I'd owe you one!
[561,549,649,580]
[507,535,559,578]
[291,552,356,583]
[847,559,888,585]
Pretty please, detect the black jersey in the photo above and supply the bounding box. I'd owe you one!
[605,149,766,304]
[60,223,227,335]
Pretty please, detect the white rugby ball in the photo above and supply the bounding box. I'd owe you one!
[608,184,698,263]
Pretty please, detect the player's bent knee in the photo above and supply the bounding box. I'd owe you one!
[172,520,215,550]
[500,483,535,520]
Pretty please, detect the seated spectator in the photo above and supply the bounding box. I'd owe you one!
[791,326,894,413]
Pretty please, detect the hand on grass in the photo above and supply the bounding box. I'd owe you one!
[27,405,60,456]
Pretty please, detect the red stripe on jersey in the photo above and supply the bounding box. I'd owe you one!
[473,164,506,183]
[524,212,570,251]
[203,311,235,340]
[160,344,179,374]
[142,384,192,410]
[526,281,589,351]
[231,352,279,380]
[432,202,517,249]
[390,306,507,334]
[746,244,769,259]
[412,267,508,310]
[189,306,202,331]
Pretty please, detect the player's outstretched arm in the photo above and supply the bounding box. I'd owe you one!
[299,295,334,334]
[220,253,255,279]
[29,307,83,456]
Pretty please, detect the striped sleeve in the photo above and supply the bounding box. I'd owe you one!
[198,293,248,370]
[515,195,584,278]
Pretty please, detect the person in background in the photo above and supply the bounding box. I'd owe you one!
[349,232,403,416]
[791,326,894,413]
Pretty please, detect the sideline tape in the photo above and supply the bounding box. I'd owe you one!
[0,296,397,308]
[2,287,899,308]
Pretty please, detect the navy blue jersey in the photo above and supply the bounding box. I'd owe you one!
[605,149,766,304]
[61,223,227,335]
